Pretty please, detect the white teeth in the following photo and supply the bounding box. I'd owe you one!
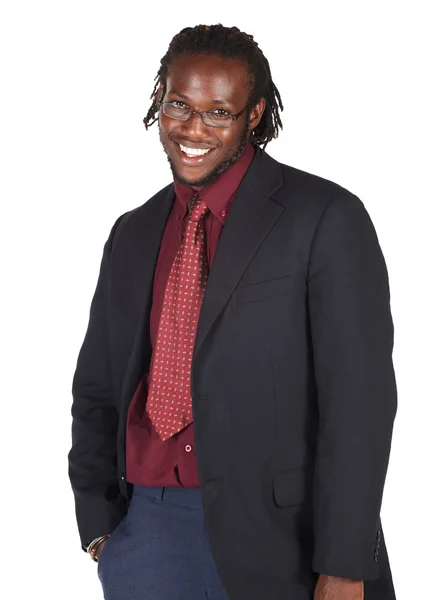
[178,143,212,157]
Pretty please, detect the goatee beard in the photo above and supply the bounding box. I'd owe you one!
[161,118,251,188]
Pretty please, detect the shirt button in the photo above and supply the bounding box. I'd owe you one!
[176,214,181,220]
[220,210,227,217]
[185,444,192,452]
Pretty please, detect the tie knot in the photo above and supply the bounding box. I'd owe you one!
[188,194,209,222]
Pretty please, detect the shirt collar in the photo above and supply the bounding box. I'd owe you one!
[173,143,255,225]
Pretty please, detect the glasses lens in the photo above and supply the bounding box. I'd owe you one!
[162,103,191,120]
[203,113,233,128]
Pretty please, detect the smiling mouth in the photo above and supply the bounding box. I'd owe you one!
[173,140,216,165]
[179,142,212,156]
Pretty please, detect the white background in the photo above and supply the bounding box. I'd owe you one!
[1,1,423,598]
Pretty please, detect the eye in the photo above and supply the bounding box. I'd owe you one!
[170,101,188,109]
[212,108,231,117]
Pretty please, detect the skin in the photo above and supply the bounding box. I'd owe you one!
[314,575,364,599]
[96,53,364,600]
[156,53,266,190]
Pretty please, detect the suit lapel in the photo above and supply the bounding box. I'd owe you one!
[193,149,285,362]
[121,183,175,409]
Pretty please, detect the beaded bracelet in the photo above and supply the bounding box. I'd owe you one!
[87,533,111,562]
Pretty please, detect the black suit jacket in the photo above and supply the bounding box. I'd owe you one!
[69,148,397,599]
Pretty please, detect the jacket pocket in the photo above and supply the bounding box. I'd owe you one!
[272,465,314,508]
[234,275,294,305]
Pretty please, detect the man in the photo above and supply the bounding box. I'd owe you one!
[68,23,397,600]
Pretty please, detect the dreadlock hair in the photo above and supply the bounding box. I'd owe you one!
[143,24,283,151]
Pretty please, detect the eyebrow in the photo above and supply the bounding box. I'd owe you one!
[167,90,233,106]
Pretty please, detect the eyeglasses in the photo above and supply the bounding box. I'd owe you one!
[158,100,249,128]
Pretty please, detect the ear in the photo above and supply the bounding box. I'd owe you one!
[248,97,266,132]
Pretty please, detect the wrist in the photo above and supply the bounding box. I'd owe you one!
[87,534,111,562]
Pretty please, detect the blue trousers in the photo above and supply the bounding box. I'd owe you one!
[97,484,231,600]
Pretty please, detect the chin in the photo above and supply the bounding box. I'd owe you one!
[180,166,209,178]
[174,170,209,188]
[169,158,215,188]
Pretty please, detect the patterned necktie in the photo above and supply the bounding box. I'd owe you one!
[146,192,210,441]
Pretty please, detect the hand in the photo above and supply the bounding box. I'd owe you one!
[95,539,108,562]
[314,574,364,599]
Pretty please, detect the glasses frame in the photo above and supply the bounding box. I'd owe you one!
[158,100,250,128]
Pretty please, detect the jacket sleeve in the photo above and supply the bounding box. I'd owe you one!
[68,213,128,552]
[307,191,397,579]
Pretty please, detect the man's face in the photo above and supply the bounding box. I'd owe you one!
[157,54,265,188]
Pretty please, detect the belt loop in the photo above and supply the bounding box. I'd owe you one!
[161,486,166,500]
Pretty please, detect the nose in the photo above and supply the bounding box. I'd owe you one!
[180,111,210,138]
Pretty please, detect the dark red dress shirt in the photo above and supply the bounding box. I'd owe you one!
[125,143,255,488]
